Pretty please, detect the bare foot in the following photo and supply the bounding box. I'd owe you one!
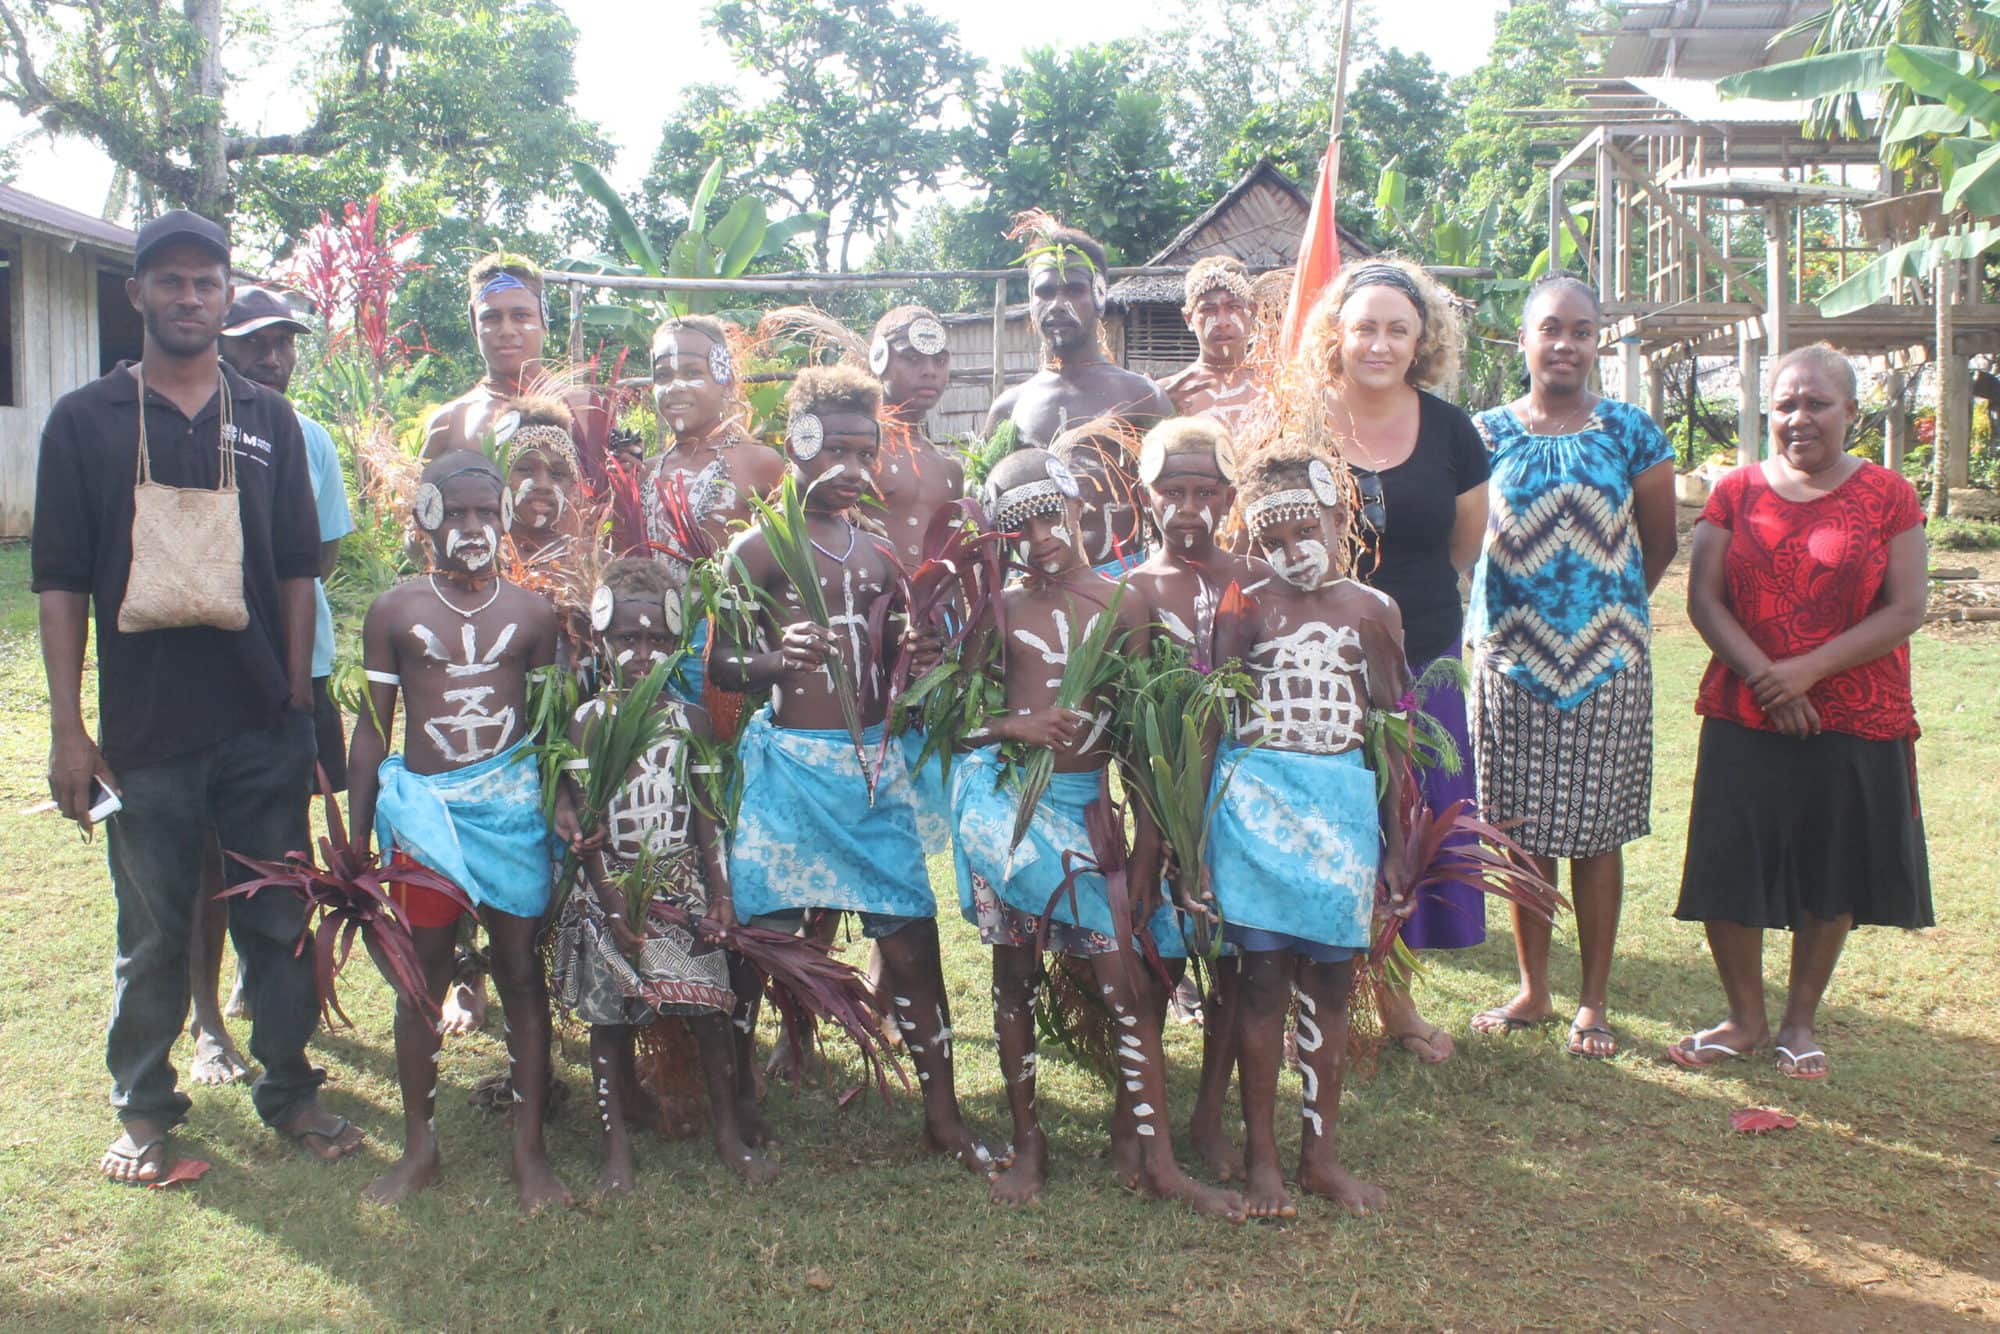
[514,1149,572,1214]
[362,1147,440,1204]
[923,1122,1002,1178]
[763,1038,803,1086]
[101,1121,170,1184]
[1188,1119,1244,1183]
[1109,1124,1143,1191]
[188,1019,251,1086]
[716,1134,781,1186]
[1390,1024,1454,1064]
[1243,1158,1295,1219]
[596,1146,636,1197]
[989,1132,1046,1206]
[439,981,486,1037]
[1297,1160,1387,1215]
[1144,1162,1247,1223]
[1470,993,1554,1035]
[735,1095,773,1149]
[1169,975,1204,1026]
[279,1105,365,1162]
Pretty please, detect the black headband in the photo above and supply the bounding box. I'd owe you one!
[1344,264,1426,320]
[434,464,505,494]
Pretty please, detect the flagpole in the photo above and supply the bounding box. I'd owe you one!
[1326,0,1356,199]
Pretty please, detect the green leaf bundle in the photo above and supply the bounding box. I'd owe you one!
[1004,584,1129,851]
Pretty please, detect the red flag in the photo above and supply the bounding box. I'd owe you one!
[1278,136,1343,358]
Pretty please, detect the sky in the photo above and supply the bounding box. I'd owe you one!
[4,0,1507,224]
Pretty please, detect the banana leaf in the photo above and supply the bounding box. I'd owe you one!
[220,767,474,1031]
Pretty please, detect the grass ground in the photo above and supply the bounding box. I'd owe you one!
[1,537,1996,1332]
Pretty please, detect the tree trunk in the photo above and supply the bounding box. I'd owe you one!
[183,0,231,222]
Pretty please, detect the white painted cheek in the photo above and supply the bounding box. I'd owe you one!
[648,650,668,665]
[1050,523,1071,546]
[1197,505,1215,531]
[615,649,636,666]
[1160,503,1179,528]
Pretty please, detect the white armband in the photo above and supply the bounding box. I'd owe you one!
[364,670,401,686]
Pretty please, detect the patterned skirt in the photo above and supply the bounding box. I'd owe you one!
[1470,656,1653,859]
[550,850,736,1028]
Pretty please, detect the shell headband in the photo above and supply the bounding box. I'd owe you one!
[506,423,581,478]
[591,584,685,636]
[988,460,1080,532]
[1138,432,1236,486]
[1244,460,1345,533]
[1184,265,1254,311]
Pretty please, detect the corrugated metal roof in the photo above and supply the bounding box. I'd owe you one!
[0,184,136,254]
[1599,0,1826,80]
[1626,75,1813,123]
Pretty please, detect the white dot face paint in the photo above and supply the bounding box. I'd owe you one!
[1271,539,1331,589]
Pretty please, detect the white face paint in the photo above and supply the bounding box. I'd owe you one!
[1270,539,1331,589]
[444,524,497,571]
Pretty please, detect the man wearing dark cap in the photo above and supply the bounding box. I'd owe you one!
[32,211,364,1183]
[172,288,355,1086]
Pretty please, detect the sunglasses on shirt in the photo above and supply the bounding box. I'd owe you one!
[1353,468,1388,537]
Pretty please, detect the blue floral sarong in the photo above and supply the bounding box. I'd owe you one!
[374,737,553,919]
[1093,549,1144,578]
[951,746,1180,954]
[897,728,953,853]
[728,709,934,921]
[1206,743,1378,952]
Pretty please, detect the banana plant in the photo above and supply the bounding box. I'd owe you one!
[1718,27,2000,316]
[555,158,825,339]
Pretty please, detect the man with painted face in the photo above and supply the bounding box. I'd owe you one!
[173,289,355,1086]
[870,304,965,571]
[32,210,361,1183]
[424,253,587,460]
[643,315,784,564]
[1156,256,1266,430]
[713,365,996,1178]
[346,450,568,1212]
[983,216,1173,448]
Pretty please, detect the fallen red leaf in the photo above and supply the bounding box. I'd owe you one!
[1730,1106,1799,1134]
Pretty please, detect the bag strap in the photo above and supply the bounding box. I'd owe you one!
[132,363,236,491]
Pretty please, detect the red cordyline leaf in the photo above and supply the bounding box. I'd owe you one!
[645,468,715,568]
[1370,787,1567,969]
[221,767,472,1030]
[1730,1107,1798,1134]
[879,498,1007,776]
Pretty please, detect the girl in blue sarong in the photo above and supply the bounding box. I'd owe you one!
[1206,442,1411,1222]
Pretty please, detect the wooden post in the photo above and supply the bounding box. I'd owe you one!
[1619,338,1643,406]
[1645,359,1666,426]
[1737,325,1762,467]
[1883,369,1909,475]
[1763,201,1789,365]
[1594,144,1612,284]
[989,276,1009,406]
[1936,258,1967,512]
[568,281,585,367]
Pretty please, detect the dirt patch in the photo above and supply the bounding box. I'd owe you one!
[1926,549,2000,643]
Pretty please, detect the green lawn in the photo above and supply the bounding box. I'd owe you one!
[2,539,1996,1331]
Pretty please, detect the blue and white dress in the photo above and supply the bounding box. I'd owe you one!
[1467,398,1674,857]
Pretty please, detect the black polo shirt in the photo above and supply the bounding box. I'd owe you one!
[31,359,321,772]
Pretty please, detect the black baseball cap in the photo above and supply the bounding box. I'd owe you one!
[132,209,230,274]
[222,287,311,338]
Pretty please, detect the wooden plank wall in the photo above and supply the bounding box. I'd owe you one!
[0,231,100,537]
[934,304,1041,443]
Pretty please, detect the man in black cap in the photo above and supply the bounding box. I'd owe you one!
[32,210,364,1183]
[172,289,354,1086]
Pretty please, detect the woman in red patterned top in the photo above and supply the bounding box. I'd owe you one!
[1668,344,1931,1082]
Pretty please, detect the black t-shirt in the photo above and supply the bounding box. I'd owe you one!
[31,360,321,772]
[1353,389,1491,667]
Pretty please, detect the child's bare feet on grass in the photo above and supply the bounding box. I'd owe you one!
[362,1147,441,1205]
[439,980,486,1036]
[924,1122,1002,1178]
[717,1135,781,1186]
[1297,1159,1386,1215]
[1109,1125,1144,1191]
[596,1146,636,1197]
[1145,1162,1247,1223]
[101,1121,171,1184]
[1188,1119,1244,1183]
[1243,1159,1295,1219]
[514,1149,572,1213]
[989,1131,1046,1206]
[188,1019,250,1085]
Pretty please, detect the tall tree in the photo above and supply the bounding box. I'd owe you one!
[653,0,979,272]
[0,0,607,236]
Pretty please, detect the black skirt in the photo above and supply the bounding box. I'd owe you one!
[1675,717,1932,930]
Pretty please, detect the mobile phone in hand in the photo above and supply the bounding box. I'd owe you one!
[88,778,122,824]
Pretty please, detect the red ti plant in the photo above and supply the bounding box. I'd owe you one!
[286,196,429,378]
[878,496,1007,780]
[220,769,473,1031]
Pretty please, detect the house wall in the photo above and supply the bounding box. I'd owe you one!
[0,231,103,537]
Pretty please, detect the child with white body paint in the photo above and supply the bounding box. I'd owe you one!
[549,558,777,1193]
[1203,441,1411,1220]
[345,450,570,1213]
[500,395,584,561]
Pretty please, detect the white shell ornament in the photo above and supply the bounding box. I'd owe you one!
[907,316,947,355]
[1045,456,1081,499]
[661,587,684,635]
[1091,274,1108,306]
[500,483,515,530]
[1308,458,1342,507]
[590,585,615,632]
[1137,436,1168,486]
[490,410,521,448]
[707,341,733,385]
[788,411,824,461]
[869,336,891,376]
[414,483,444,532]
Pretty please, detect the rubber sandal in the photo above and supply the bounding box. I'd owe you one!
[1775,1045,1829,1080]
[1567,1022,1618,1059]
[102,1134,169,1185]
[1472,1007,1545,1035]
[285,1114,357,1161]
[1666,1035,1746,1069]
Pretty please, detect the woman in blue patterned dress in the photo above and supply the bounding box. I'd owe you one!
[1466,275,1678,1059]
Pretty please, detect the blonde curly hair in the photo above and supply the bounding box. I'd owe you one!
[1294,255,1462,393]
